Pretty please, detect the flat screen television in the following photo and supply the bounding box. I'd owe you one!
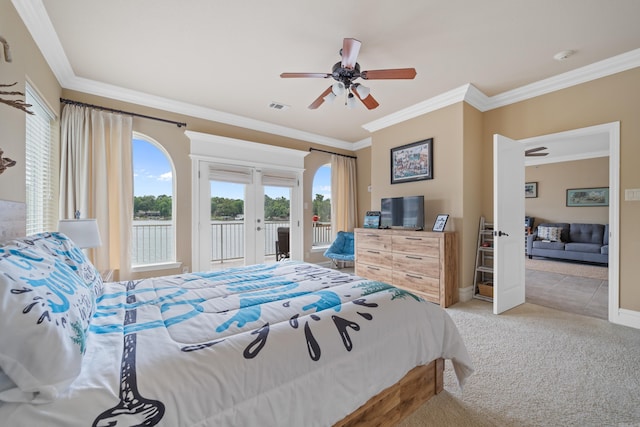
[380,195,424,230]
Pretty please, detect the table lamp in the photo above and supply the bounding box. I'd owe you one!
[58,217,102,249]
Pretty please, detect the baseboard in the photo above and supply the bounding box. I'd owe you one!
[459,286,474,302]
[612,308,640,330]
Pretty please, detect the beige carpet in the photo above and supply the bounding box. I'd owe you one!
[525,257,608,280]
[398,300,640,427]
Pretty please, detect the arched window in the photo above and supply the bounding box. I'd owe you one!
[131,133,176,268]
[312,164,332,246]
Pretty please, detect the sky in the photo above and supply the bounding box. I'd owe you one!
[133,138,332,200]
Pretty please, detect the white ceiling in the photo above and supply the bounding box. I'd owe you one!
[13,0,640,152]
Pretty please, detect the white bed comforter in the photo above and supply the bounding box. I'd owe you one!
[0,261,472,426]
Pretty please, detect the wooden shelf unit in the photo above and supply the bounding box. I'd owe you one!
[354,228,458,308]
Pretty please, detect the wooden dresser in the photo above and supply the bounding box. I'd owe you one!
[354,228,458,307]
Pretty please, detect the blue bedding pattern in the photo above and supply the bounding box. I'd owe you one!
[90,262,417,426]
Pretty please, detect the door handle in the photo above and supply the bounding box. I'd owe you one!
[256,226,262,231]
[493,230,509,237]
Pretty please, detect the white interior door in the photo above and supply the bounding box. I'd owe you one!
[493,134,526,314]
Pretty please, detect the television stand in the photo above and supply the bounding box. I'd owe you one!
[354,228,459,307]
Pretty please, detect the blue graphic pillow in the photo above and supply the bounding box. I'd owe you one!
[0,243,96,403]
[8,232,104,298]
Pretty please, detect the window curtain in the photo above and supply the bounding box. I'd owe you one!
[60,104,133,280]
[330,154,357,236]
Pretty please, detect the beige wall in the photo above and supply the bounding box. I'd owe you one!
[0,2,61,203]
[370,103,469,286]
[525,157,609,226]
[355,146,372,228]
[484,68,640,312]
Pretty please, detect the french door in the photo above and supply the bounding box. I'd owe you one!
[196,162,299,270]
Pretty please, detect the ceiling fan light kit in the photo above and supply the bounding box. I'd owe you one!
[280,38,417,110]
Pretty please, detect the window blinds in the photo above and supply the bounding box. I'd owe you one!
[25,83,57,235]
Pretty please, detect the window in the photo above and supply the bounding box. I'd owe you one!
[131,134,176,267]
[25,83,58,235]
[312,164,332,246]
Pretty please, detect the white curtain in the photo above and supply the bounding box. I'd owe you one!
[330,154,358,236]
[60,105,133,279]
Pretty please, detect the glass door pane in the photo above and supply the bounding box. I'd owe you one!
[209,180,246,269]
[264,185,291,263]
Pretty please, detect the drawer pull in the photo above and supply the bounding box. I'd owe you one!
[367,266,380,271]
[367,250,381,254]
[405,255,423,260]
[406,274,423,279]
[365,234,380,238]
[405,237,423,241]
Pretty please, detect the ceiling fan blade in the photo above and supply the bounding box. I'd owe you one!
[280,72,331,78]
[525,146,548,154]
[526,153,549,157]
[525,146,549,156]
[353,90,379,110]
[341,38,361,70]
[308,86,333,109]
[361,68,417,80]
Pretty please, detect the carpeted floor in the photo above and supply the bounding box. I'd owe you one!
[398,300,640,427]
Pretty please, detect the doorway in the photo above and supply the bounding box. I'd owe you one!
[511,122,619,322]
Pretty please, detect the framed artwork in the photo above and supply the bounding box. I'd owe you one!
[525,182,538,198]
[566,187,609,207]
[432,214,449,232]
[363,211,381,228]
[390,138,433,184]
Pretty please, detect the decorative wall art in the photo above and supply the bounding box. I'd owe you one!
[432,214,449,232]
[566,187,609,207]
[525,182,538,198]
[390,138,433,184]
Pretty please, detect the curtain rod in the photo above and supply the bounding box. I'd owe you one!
[309,147,357,159]
[60,98,187,128]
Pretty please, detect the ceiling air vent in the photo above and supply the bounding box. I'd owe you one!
[268,102,290,111]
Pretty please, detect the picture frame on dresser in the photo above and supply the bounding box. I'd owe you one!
[432,214,449,232]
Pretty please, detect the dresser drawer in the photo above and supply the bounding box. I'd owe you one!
[356,247,392,269]
[355,263,393,283]
[392,235,439,257]
[392,253,440,278]
[393,271,440,303]
[356,231,392,251]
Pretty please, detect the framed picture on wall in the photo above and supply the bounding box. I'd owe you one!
[390,138,433,184]
[566,187,609,207]
[525,182,538,198]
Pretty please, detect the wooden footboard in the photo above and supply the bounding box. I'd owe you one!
[335,358,444,427]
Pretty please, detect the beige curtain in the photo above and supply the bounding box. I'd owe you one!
[330,154,358,236]
[60,105,133,279]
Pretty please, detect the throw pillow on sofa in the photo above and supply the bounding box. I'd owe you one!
[537,226,563,242]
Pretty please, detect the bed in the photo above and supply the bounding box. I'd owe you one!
[0,200,473,426]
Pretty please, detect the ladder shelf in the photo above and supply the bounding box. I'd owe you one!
[473,216,494,302]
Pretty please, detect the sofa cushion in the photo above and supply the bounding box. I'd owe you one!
[569,223,605,245]
[532,240,565,250]
[601,245,609,255]
[564,242,602,254]
[535,223,570,243]
[603,224,609,245]
[538,226,563,242]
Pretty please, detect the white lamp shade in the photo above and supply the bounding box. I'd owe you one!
[331,82,345,96]
[354,83,370,99]
[58,219,102,249]
[323,92,337,103]
[346,93,357,109]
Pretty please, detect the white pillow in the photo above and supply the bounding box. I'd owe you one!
[0,242,96,403]
[537,226,563,242]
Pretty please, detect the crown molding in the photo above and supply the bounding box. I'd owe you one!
[485,48,640,110]
[16,0,640,148]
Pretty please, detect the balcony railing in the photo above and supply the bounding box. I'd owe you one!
[132,220,333,265]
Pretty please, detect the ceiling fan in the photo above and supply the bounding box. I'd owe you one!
[280,38,417,110]
[525,146,549,157]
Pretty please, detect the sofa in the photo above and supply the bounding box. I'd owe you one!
[526,222,609,265]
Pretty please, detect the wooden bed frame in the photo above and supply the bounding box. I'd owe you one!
[0,200,444,426]
[336,358,445,426]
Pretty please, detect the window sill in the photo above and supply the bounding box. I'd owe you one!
[131,262,182,273]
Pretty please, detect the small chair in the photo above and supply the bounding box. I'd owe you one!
[275,227,290,261]
[323,231,355,268]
